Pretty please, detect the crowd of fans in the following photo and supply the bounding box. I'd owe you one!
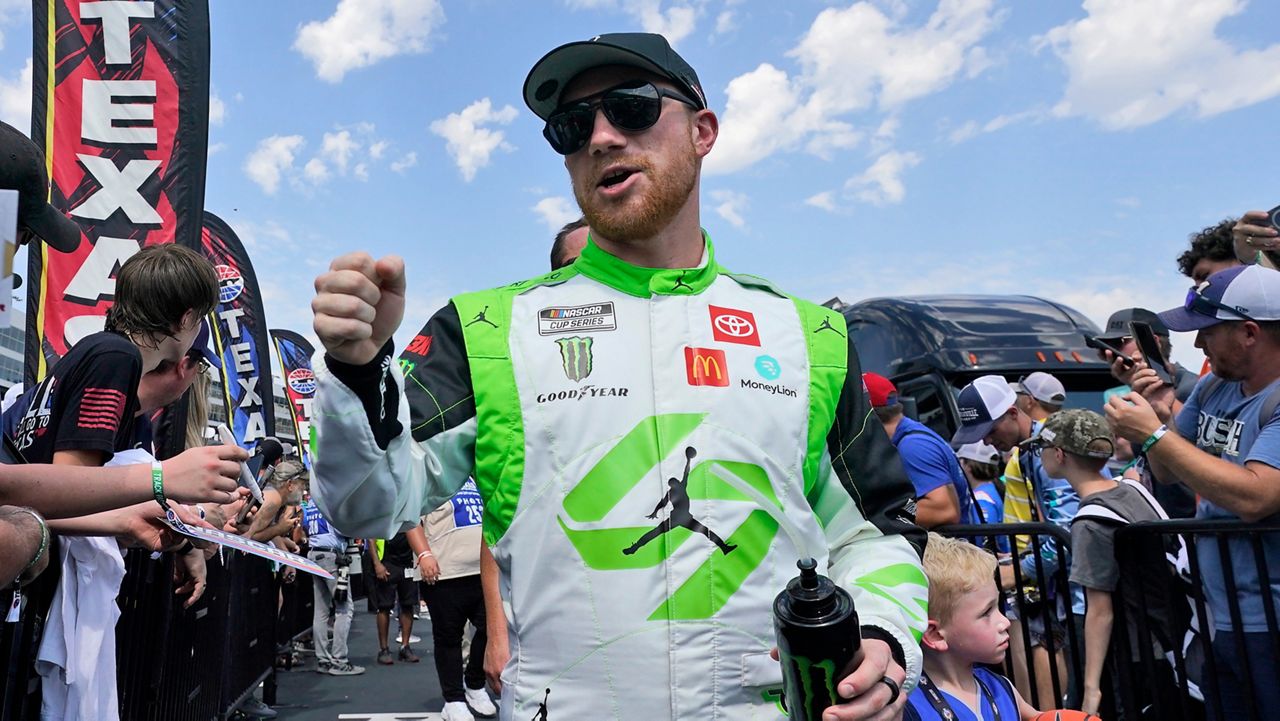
[887,212,1280,719]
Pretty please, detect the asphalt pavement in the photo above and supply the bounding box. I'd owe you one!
[265,606,475,721]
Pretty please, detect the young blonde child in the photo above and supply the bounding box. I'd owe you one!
[906,533,1039,720]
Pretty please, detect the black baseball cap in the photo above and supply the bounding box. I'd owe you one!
[0,121,80,253]
[1097,307,1169,342]
[523,33,707,121]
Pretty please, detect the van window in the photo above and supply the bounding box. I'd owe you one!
[848,320,896,375]
[898,377,951,438]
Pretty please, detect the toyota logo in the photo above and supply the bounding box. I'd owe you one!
[714,314,755,337]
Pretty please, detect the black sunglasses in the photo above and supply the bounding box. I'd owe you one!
[543,81,698,155]
[1184,285,1258,324]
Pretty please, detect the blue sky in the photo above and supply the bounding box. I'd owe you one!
[3,0,1280,371]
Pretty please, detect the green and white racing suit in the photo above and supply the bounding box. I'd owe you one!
[311,234,927,720]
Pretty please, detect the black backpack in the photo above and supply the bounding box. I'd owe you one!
[1072,478,1205,701]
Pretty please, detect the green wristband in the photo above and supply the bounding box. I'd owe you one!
[152,460,167,508]
[1141,425,1169,454]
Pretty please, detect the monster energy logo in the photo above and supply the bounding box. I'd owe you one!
[556,336,593,382]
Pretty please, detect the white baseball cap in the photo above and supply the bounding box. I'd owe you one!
[1015,372,1066,406]
[952,375,1018,445]
[1158,265,1280,331]
[956,442,1001,465]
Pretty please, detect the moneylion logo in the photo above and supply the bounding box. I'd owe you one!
[556,336,593,382]
[557,413,782,621]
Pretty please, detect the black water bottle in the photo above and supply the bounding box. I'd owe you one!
[773,558,861,720]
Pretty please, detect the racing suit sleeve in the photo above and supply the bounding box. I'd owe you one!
[310,304,478,540]
[809,335,928,691]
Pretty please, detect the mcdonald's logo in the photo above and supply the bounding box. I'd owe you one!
[684,347,729,387]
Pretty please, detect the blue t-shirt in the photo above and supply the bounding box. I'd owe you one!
[302,501,346,551]
[1175,373,1280,632]
[904,668,1020,721]
[973,481,1010,554]
[893,417,976,525]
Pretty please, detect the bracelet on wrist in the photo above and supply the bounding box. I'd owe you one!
[16,508,49,583]
[151,460,168,509]
[1141,425,1169,454]
[417,550,433,560]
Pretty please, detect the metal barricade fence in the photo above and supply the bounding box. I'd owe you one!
[1,547,296,721]
[936,522,1082,711]
[1112,518,1279,721]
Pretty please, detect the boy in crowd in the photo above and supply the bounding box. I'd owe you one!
[1026,409,1177,717]
[906,533,1038,720]
[956,442,1008,554]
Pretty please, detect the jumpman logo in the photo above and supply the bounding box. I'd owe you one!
[814,317,844,337]
[671,272,693,293]
[530,688,550,721]
[466,305,498,328]
[623,447,737,556]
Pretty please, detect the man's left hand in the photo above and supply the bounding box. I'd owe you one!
[173,545,208,609]
[1105,391,1164,444]
[418,554,440,584]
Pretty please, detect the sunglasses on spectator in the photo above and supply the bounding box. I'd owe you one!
[1184,285,1258,324]
[543,81,698,155]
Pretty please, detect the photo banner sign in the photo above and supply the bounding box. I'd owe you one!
[270,329,315,467]
[201,212,274,451]
[26,0,211,384]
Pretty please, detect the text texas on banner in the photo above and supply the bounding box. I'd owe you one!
[202,212,274,451]
[26,0,211,384]
[270,329,315,467]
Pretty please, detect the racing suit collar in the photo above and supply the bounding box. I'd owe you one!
[575,230,718,298]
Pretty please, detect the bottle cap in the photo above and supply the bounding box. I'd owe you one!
[784,557,840,619]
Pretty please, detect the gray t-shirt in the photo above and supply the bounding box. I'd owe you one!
[1071,483,1161,592]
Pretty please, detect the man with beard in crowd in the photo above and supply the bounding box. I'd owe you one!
[1107,264,1280,719]
[309,32,924,720]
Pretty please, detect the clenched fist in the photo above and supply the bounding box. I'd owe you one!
[312,253,406,366]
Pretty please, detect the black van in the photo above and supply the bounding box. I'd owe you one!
[831,294,1118,440]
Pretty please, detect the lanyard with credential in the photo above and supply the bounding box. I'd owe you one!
[916,672,1002,721]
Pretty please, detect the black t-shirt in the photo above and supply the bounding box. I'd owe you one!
[4,331,142,464]
[381,531,414,568]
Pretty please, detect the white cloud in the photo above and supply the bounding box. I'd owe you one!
[709,0,1001,175]
[429,98,518,182]
[845,150,921,205]
[948,120,979,144]
[244,135,305,195]
[1039,0,1280,129]
[353,162,369,181]
[369,140,389,159]
[294,0,445,83]
[563,0,697,45]
[321,130,359,173]
[209,90,226,126]
[715,10,736,35]
[711,190,749,229]
[207,142,227,157]
[303,158,329,184]
[390,151,418,173]
[0,57,31,129]
[805,191,838,212]
[0,0,28,52]
[533,196,579,232]
[1116,196,1141,208]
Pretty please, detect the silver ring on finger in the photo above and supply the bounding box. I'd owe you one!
[1247,236,1257,247]
[878,676,900,705]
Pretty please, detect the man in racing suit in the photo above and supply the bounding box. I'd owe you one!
[309,33,927,721]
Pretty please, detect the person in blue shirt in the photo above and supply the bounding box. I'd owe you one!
[1107,263,1280,720]
[865,373,975,528]
[906,533,1038,721]
[957,442,1009,555]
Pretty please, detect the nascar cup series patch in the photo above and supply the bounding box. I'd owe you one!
[538,302,617,335]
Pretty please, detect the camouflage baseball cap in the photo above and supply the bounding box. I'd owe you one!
[1024,409,1115,459]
